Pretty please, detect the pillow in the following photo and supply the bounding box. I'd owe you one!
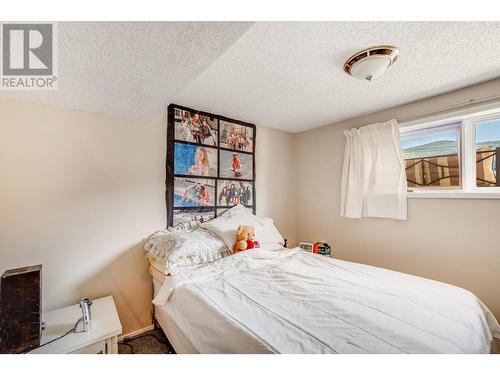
[145,253,170,275]
[200,204,284,250]
[144,227,231,275]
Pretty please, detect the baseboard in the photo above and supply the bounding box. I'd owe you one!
[118,324,155,342]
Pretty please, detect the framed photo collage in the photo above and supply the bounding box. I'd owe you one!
[166,104,256,229]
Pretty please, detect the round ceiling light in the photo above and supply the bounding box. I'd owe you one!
[343,46,399,81]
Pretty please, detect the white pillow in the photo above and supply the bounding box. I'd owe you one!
[259,241,285,251]
[200,204,284,250]
[144,228,231,275]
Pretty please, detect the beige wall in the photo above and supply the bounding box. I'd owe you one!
[256,126,296,246]
[0,98,296,335]
[293,79,500,320]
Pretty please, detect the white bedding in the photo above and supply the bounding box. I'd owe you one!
[153,248,500,354]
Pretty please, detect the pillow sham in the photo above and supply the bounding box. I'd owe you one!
[144,227,231,275]
[200,204,285,251]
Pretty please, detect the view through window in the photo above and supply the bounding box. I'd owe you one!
[476,118,500,187]
[401,123,460,189]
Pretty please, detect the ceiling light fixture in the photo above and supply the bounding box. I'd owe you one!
[343,45,399,81]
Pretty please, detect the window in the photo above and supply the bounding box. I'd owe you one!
[475,118,500,187]
[400,106,500,198]
[401,123,460,189]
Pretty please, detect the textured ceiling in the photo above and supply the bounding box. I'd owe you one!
[2,22,500,132]
[0,22,254,121]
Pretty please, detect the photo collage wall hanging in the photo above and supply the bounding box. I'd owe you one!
[166,104,256,229]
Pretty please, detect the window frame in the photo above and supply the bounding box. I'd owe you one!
[399,102,500,199]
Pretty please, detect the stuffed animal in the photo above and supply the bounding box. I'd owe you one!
[233,225,260,253]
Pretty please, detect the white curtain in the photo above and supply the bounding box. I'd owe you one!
[341,119,407,220]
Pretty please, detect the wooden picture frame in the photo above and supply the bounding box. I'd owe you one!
[166,104,256,228]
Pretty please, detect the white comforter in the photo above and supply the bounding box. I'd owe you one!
[153,248,500,354]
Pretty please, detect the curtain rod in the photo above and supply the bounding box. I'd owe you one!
[396,93,500,124]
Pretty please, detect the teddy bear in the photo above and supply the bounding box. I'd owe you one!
[233,225,260,253]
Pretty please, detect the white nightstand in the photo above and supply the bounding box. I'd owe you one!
[30,295,122,354]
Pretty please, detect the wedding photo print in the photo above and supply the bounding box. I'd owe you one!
[219,150,253,180]
[217,180,253,207]
[174,143,218,177]
[173,207,215,229]
[174,108,218,146]
[219,120,254,152]
[174,177,215,207]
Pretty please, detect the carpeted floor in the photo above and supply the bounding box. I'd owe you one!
[118,329,176,354]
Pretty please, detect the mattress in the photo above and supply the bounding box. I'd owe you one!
[151,248,500,354]
[152,277,198,354]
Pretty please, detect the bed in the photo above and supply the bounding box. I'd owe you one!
[150,247,500,354]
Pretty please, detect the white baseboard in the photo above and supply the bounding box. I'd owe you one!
[118,324,155,342]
